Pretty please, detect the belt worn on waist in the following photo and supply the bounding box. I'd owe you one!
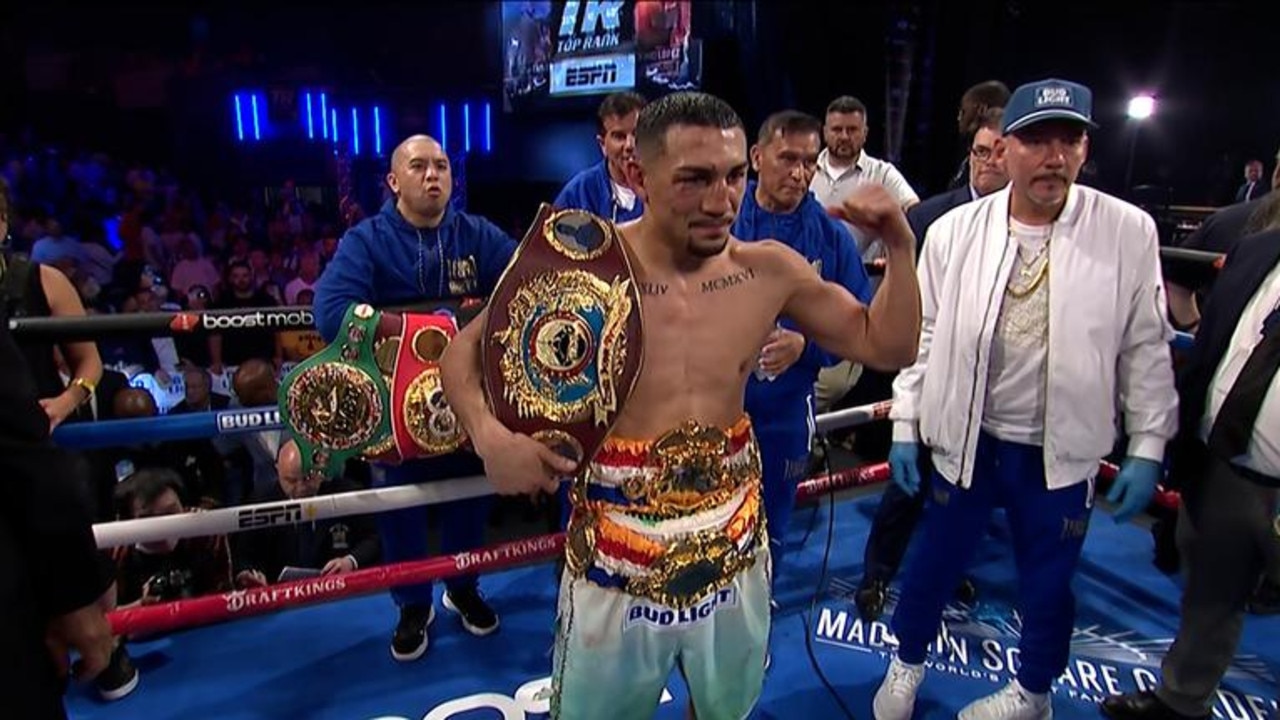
[564,418,766,609]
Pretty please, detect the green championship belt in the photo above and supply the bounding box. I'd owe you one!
[279,303,392,479]
[482,204,644,474]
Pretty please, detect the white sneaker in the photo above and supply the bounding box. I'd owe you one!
[873,656,926,720]
[958,679,1052,720]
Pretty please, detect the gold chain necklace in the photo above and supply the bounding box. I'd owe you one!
[1005,216,1053,298]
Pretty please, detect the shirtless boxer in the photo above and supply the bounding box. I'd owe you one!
[440,91,922,720]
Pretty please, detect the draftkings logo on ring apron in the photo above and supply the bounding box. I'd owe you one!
[811,576,1278,719]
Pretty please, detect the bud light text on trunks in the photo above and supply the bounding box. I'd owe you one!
[624,588,738,631]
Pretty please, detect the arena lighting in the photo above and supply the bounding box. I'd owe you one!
[304,93,314,139]
[331,108,339,146]
[250,94,261,141]
[484,102,492,153]
[373,106,383,156]
[352,107,360,155]
[464,103,472,153]
[1127,94,1156,120]
[438,103,448,151]
[233,95,244,142]
[320,93,329,139]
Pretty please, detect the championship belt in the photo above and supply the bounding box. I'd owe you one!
[364,310,467,464]
[279,303,391,479]
[482,204,644,472]
[280,304,467,479]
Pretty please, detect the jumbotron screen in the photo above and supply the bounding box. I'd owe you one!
[502,0,703,111]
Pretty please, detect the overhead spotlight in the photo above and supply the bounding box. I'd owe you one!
[1127,94,1156,120]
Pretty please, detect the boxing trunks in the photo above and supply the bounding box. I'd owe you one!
[550,417,771,720]
[279,303,469,479]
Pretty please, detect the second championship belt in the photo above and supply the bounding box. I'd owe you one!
[482,204,644,473]
[364,310,467,464]
[280,303,392,480]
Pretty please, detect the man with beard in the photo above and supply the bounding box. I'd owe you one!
[555,92,648,223]
[314,134,516,663]
[810,95,919,263]
[873,78,1176,720]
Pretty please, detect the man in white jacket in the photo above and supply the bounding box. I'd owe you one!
[872,78,1179,720]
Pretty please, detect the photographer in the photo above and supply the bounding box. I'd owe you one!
[112,467,234,608]
[107,468,235,700]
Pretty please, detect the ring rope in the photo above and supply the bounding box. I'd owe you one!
[55,331,1194,451]
[104,456,1154,638]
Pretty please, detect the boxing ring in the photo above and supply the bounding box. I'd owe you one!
[14,284,1278,719]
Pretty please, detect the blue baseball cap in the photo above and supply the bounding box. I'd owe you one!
[1002,78,1098,135]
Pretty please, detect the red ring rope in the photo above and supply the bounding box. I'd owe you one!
[106,457,1159,637]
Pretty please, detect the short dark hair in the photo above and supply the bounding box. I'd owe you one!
[756,110,823,146]
[825,96,867,117]
[960,81,1011,111]
[597,91,647,134]
[959,81,1010,135]
[975,107,1005,134]
[635,92,744,161]
[115,467,185,520]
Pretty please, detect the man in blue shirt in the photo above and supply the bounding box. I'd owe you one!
[733,110,872,586]
[554,91,647,222]
[313,134,517,662]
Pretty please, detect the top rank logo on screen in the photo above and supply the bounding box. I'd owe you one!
[557,0,624,53]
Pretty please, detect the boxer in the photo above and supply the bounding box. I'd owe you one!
[441,91,922,720]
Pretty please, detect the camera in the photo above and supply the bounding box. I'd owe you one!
[146,569,194,600]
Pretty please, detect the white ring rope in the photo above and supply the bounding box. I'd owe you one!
[93,400,888,549]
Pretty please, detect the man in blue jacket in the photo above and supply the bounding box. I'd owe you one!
[313,134,516,662]
[554,91,647,222]
[732,110,872,587]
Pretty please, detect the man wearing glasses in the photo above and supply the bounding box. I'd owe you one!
[906,108,1011,250]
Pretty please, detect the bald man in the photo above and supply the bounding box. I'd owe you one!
[314,134,516,662]
[227,359,284,502]
[232,440,379,589]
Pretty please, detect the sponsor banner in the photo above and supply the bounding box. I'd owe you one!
[234,500,319,530]
[812,577,1279,720]
[549,53,636,97]
[169,308,316,333]
[453,535,562,572]
[215,407,283,434]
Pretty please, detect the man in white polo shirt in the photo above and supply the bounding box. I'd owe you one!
[810,95,919,262]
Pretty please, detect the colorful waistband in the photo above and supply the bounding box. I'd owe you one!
[564,417,766,609]
[577,417,760,517]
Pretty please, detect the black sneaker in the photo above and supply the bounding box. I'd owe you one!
[96,642,139,701]
[855,578,887,622]
[391,604,435,661]
[444,586,500,636]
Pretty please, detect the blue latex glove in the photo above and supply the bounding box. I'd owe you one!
[888,442,923,496]
[1105,457,1163,524]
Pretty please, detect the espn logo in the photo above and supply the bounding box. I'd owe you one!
[550,54,635,97]
[566,62,618,88]
[236,502,304,530]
